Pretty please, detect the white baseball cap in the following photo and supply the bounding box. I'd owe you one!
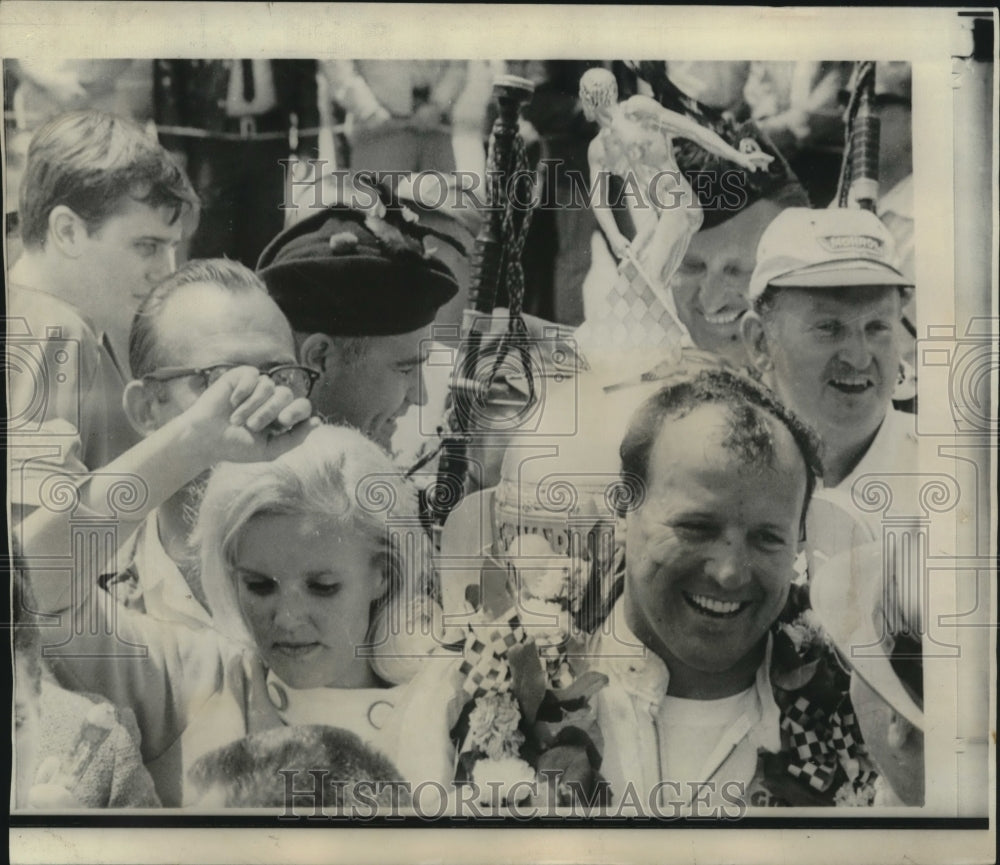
[811,542,924,731]
[748,207,913,301]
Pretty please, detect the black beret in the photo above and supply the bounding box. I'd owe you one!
[256,199,461,337]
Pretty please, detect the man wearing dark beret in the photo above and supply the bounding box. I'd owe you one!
[257,189,461,450]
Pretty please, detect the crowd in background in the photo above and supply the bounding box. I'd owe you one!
[6,59,894,325]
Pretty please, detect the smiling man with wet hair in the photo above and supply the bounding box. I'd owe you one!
[587,365,826,811]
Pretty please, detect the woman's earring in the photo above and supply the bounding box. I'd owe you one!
[898,363,907,386]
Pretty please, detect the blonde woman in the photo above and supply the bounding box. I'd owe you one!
[20,373,454,806]
[193,424,455,783]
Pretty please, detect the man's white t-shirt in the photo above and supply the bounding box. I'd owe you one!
[657,686,758,790]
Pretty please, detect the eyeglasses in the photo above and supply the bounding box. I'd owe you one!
[142,363,320,399]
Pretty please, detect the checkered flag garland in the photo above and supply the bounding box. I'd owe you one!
[829,707,878,795]
[781,695,874,794]
[592,260,687,352]
[459,612,527,699]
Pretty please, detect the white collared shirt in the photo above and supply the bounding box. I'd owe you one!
[225,59,278,117]
[264,669,401,746]
[587,603,782,811]
[657,687,757,789]
[261,664,458,788]
[120,510,214,631]
[7,283,140,512]
[815,408,920,540]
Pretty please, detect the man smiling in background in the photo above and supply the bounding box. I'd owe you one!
[671,186,806,369]
[741,207,915,535]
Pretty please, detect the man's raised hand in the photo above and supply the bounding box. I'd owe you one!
[179,366,317,467]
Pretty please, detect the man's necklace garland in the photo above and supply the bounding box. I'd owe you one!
[763,582,881,807]
[449,539,609,807]
[449,553,881,808]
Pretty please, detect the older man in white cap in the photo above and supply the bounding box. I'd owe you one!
[741,207,916,537]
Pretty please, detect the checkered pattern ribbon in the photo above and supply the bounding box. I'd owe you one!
[459,612,527,699]
[459,609,579,699]
[592,254,687,352]
[782,695,872,793]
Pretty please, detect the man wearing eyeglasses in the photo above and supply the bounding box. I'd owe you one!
[103,258,317,629]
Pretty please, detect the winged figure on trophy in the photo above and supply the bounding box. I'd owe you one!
[578,67,773,366]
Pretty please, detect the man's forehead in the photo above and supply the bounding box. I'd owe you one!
[649,401,803,473]
[99,196,184,238]
[157,283,294,349]
[371,326,434,359]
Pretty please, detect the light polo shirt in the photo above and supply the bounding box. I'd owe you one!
[815,408,920,540]
[7,283,139,518]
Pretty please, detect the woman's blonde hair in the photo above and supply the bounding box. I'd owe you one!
[194,424,436,685]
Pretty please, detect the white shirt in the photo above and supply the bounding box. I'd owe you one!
[7,284,140,513]
[116,510,214,631]
[262,665,457,788]
[815,409,920,539]
[657,687,758,790]
[587,603,781,811]
[225,59,277,117]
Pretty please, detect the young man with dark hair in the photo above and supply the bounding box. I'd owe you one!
[7,110,198,520]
